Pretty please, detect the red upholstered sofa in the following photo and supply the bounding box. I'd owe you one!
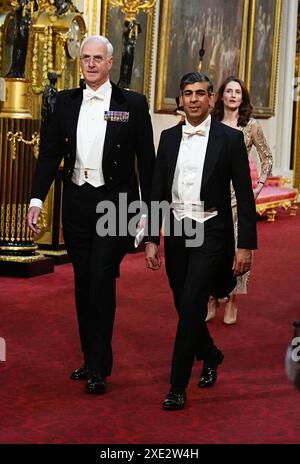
[249,157,299,222]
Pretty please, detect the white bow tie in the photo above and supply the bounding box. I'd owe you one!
[83,88,104,101]
[182,126,207,137]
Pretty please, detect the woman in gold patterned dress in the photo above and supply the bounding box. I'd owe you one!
[207,76,273,324]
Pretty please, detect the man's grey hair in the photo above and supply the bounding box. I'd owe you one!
[80,35,114,58]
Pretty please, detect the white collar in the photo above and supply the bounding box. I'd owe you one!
[185,113,211,132]
[85,79,111,96]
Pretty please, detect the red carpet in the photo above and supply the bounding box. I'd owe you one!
[0,209,300,444]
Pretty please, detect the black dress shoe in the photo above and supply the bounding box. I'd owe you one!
[163,390,186,410]
[86,374,107,394]
[198,350,224,388]
[70,365,89,380]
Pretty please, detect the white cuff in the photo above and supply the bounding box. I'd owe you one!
[29,198,43,209]
[134,214,147,248]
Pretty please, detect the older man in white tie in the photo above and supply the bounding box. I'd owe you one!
[145,72,257,410]
[27,35,155,395]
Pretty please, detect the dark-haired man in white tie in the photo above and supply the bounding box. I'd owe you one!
[27,35,155,394]
[145,72,257,410]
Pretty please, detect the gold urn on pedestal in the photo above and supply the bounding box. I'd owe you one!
[0,78,33,118]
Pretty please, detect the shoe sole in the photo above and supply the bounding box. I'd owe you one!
[163,404,184,410]
[86,387,106,395]
[70,374,89,380]
[198,381,216,388]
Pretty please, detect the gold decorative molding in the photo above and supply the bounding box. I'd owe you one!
[32,27,51,94]
[256,197,298,222]
[101,0,156,102]
[293,0,300,191]
[0,28,3,72]
[245,0,282,117]
[29,11,86,117]
[154,0,171,113]
[92,0,98,35]
[109,0,157,21]
[0,255,44,262]
[37,249,68,257]
[0,244,38,251]
[7,130,40,160]
[5,203,10,241]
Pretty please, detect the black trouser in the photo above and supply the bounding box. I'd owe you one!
[164,216,225,389]
[62,182,129,376]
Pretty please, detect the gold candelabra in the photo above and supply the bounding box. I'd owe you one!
[109,0,157,21]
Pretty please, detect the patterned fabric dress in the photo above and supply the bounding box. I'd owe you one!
[231,118,273,294]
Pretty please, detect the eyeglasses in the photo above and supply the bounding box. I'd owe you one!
[182,89,209,98]
[80,55,108,65]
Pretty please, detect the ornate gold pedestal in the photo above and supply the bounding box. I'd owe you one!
[0,79,54,276]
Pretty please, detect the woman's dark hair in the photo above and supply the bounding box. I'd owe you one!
[212,76,252,127]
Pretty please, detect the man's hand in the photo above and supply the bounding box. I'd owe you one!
[232,248,253,276]
[27,206,42,234]
[145,242,161,270]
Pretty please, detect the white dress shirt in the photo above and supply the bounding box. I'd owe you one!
[172,114,217,223]
[30,80,112,209]
[72,80,111,187]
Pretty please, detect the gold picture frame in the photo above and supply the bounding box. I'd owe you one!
[155,0,249,113]
[100,0,156,102]
[245,0,282,117]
